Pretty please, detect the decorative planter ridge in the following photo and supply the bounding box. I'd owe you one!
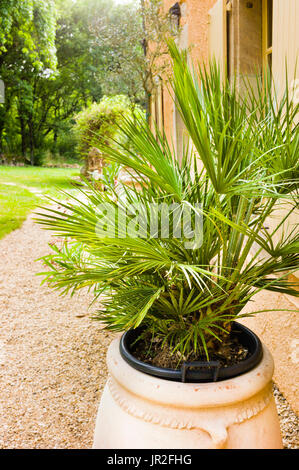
[93,338,283,449]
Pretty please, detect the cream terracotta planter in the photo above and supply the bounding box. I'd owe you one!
[93,337,283,449]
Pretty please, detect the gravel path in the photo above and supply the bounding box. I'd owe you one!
[0,210,297,449]
[0,211,114,449]
[274,385,299,449]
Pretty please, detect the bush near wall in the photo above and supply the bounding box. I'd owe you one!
[73,95,144,178]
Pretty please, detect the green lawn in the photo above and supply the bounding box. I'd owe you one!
[0,166,80,240]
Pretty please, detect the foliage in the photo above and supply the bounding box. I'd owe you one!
[0,0,57,69]
[36,44,298,362]
[0,0,57,164]
[0,0,172,165]
[32,0,108,163]
[73,95,145,160]
[0,0,125,165]
[92,0,176,107]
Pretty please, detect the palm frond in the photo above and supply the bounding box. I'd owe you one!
[35,41,299,362]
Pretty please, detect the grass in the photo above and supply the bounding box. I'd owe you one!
[0,166,80,240]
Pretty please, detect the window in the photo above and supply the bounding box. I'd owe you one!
[262,0,273,74]
[169,2,181,35]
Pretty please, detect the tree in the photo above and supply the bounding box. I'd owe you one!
[23,0,108,162]
[91,0,175,110]
[0,0,108,164]
[0,0,173,165]
[0,0,57,68]
[0,0,57,163]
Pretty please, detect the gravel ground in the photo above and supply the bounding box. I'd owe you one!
[274,385,299,449]
[0,209,298,449]
[0,211,114,449]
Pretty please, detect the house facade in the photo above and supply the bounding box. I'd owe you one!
[153,0,298,150]
[151,0,299,413]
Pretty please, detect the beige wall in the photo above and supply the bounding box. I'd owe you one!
[241,290,299,414]
[209,0,227,77]
[272,0,299,97]
[254,0,298,412]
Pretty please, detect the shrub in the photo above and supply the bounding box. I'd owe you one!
[73,95,144,161]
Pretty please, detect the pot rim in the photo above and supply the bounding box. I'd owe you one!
[107,336,273,408]
[119,322,263,383]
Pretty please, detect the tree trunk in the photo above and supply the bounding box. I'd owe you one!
[28,117,35,166]
[0,115,5,155]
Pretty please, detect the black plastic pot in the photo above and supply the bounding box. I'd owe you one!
[119,322,263,383]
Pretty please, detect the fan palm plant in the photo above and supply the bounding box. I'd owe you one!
[35,42,299,365]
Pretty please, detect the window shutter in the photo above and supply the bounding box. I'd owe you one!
[271,1,298,277]
[272,0,299,97]
[208,0,227,79]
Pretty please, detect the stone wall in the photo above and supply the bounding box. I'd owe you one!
[241,291,299,414]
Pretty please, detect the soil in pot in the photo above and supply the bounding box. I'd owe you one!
[131,330,249,369]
